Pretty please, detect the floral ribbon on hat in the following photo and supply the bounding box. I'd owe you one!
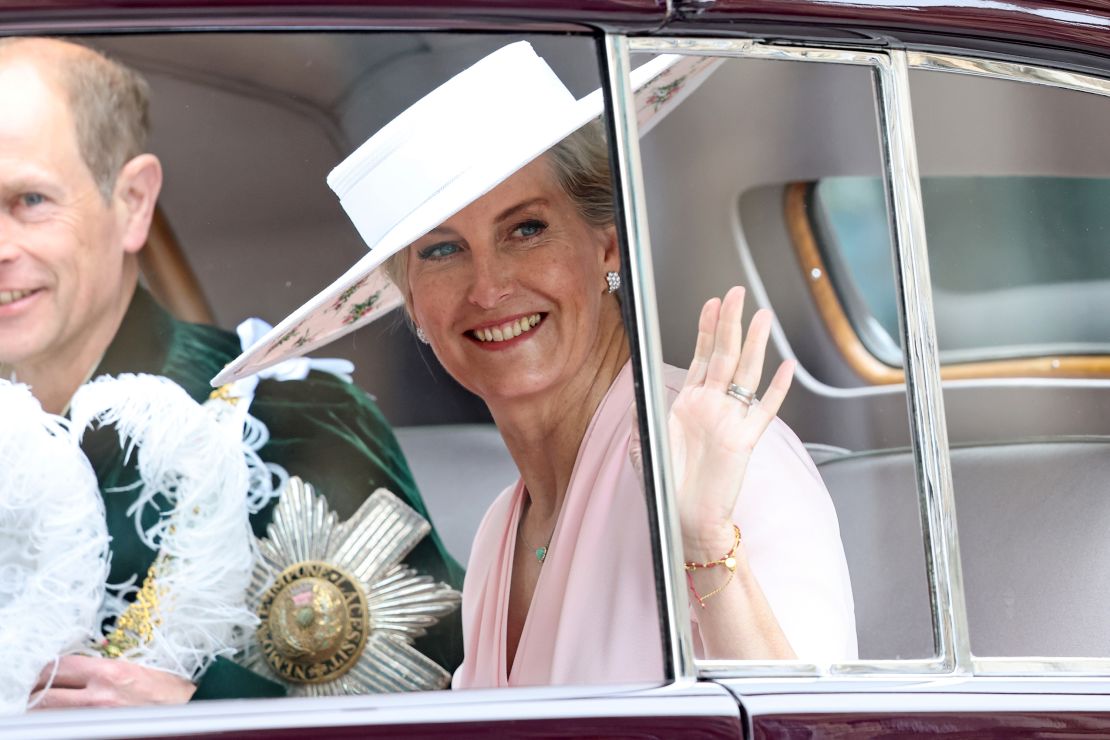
[213,317,358,408]
[212,50,722,388]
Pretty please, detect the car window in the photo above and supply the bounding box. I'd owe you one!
[634,48,936,670]
[5,30,666,726]
[798,77,1110,381]
[627,39,1110,682]
[813,172,1110,369]
[907,64,1110,664]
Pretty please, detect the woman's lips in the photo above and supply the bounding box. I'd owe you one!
[468,313,543,344]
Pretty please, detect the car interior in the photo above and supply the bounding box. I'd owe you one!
[85,31,1109,671]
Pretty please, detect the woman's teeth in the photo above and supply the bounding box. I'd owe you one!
[0,289,31,305]
[472,314,541,343]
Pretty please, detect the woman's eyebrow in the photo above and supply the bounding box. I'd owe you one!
[495,198,549,224]
[420,225,462,241]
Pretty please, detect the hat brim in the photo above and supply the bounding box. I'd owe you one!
[213,53,721,386]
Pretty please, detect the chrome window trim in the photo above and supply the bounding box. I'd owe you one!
[973,658,1110,677]
[697,659,950,678]
[872,48,971,673]
[908,51,1110,98]
[629,36,884,66]
[602,33,698,683]
[628,39,1110,101]
[625,36,971,677]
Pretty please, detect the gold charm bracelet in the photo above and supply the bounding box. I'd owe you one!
[684,524,742,609]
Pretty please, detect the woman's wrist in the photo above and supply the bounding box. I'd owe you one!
[682,520,739,564]
[683,523,745,608]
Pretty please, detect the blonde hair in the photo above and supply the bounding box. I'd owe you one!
[383,120,613,301]
[0,38,150,200]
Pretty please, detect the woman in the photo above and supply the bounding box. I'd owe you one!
[392,127,855,688]
[218,42,856,688]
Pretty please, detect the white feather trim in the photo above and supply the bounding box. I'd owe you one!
[0,381,108,715]
[69,374,274,680]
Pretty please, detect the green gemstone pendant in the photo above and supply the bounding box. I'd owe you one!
[536,546,547,564]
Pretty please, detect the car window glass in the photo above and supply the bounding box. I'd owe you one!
[806,71,1110,380]
[909,66,1110,660]
[636,52,935,665]
[813,173,1110,366]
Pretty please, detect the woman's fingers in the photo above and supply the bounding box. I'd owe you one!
[684,297,721,390]
[731,308,773,397]
[704,286,746,390]
[745,360,796,437]
[686,288,780,414]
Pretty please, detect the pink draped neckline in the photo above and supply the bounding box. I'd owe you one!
[452,361,857,689]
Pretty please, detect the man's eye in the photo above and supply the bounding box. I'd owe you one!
[417,242,461,261]
[513,220,546,238]
[20,193,46,208]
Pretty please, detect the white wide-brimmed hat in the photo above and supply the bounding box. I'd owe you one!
[213,42,719,386]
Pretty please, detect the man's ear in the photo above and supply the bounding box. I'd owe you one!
[113,153,163,255]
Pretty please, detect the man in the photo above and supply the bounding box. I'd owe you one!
[0,37,462,705]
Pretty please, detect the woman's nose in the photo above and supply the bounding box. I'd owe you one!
[466,255,514,309]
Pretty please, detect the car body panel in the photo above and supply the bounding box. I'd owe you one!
[0,0,666,33]
[3,0,1110,58]
[670,0,1110,58]
[727,679,1110,738]
[9,682,742,739]
[752,711,1110,739]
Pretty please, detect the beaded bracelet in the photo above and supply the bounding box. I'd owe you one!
[684,523,742,609]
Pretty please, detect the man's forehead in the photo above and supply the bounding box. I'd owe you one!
[0,60,70,126]
[0,39,90,111]
[0,37,90,68]
[0,57,83,172]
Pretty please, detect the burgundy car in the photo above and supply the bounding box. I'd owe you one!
[4,0,1109,737]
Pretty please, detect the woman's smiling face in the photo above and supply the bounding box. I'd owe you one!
[406,154,622,405]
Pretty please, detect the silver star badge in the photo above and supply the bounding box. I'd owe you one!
[237,477,460,695]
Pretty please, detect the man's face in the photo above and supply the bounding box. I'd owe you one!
[0,59,131,373]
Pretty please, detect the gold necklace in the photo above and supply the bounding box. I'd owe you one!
[535,523,556,565]
[529,520,556,565]
[521,494,557,565]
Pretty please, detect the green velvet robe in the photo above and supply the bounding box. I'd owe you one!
[83,288,463,699]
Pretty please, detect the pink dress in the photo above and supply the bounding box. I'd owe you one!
[452,362,857,689]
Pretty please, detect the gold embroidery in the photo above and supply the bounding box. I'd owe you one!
[207,384,241,405]
[100,562,166,658]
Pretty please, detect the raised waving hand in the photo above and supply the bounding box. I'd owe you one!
[668,286,796,561]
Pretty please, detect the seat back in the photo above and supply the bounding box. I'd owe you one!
[395,424,518,565]
[820,439,1110,659]
[139,206,215,324]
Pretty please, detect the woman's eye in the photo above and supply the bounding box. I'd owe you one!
[512,220,546,239]
[417,242,461,261]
